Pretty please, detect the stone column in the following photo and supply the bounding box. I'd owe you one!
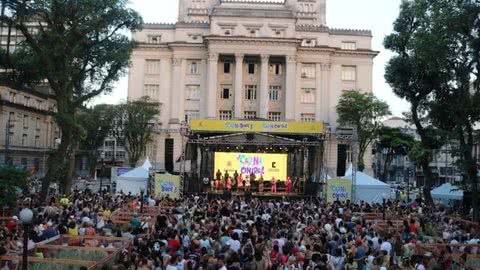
[315,63,322,121]
[234,53,244,119]
[285,55,297,121]
[321,63,331,123]
[170,57,183,123]
[207,53,219,119]
[259,54,270,119]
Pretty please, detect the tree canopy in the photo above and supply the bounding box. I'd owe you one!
[384,0,480,211]
[0,0,143,198]
[0,166,28,207]
[336,91,391,171]
[114,97,160,167]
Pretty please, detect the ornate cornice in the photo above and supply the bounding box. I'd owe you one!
[295,25,372,37]
[205,35,301,46]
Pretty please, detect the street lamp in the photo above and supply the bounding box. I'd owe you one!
[140,187,145,214]
[19,208,34,270]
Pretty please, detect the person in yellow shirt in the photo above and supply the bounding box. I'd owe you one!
[68,221,78,236]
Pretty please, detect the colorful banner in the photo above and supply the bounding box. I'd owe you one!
[190,119,324,134]
[154,174,181,199]
[326,179,352,203]
[214,152,287,181]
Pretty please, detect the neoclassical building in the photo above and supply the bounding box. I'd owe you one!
[128,0,377,181]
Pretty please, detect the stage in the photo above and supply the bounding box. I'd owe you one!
[204,190,308,200]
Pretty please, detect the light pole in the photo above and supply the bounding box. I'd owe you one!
[19,208,34,270]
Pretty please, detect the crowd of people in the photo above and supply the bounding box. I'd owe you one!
[1,189,479,270]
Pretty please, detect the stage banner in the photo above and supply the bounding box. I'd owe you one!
[190,119,324,134]
[326,179,352,203]
[214,152,287,181]
[154,174,181,199]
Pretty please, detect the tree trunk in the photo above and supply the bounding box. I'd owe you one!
[421,160,434,205]
[40,109,77,200]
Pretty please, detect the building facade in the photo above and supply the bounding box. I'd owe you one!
[128,0,377,177]
[374,117,465,185]
[0,85,59,175]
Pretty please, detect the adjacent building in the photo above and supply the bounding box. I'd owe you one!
[128,0,378,181]
[0,85,59,175]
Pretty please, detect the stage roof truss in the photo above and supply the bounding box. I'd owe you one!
[188,132,322,147]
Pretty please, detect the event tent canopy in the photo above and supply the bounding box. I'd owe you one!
[115,162,149,195]
[343,166,391,203]
[431,183,463,202]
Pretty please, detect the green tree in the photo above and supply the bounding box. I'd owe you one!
[375,126,415,182]
[384,0,480,212]
[0,0,142,198]
[0,166,28,207]
[336,91,391,171]
[77,105,115,177]
[115,97,160,167]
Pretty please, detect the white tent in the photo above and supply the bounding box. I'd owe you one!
[343,165,391,203]
[115,166,149,195]
[431,183,463,204]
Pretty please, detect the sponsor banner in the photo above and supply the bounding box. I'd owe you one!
[214,152,287,181]
[326,179,352,203]
[190,119,324,134]
[154,174,181,199]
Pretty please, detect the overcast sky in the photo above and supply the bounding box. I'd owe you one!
[93,0,409,117]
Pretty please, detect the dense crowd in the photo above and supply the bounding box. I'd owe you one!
[1,190,479,270]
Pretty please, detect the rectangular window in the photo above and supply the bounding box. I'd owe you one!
[104,151,114,159]
[144,84,160,99]
[245,85,257,100]
[24,96,30,106]
[341,42,357,50]
[268,112,282,121]
[248,63,256,74]
[9,92,16,103]
[22,134,27,146]
[36,117,41,130]
[224,62,231,74]
[23,115,29,128]
[220,86,231,99]
[116,151,126,160]
[342,66,357,81]
[244,111,257,119]
[301,64,315,78]
[219,110,233,120]
[189,61,199,74]
[186,85,200,100]
[34,135,40,147]
[145,59,161,74]
[147,35,161,44]
[269,85,281,101]
[301,113,316,122]
[185,110,200,123]
[105,140,115,147]
[269,64,283,75]
[300,88,315,103]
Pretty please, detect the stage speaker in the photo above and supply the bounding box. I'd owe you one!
[223,190,232,200]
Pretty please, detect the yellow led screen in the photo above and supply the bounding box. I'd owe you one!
[214,152,287,181]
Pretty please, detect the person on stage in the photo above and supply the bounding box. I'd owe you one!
[233,170,239,191]
[226,177,232,192]
[237,173,243,192]
[286,176,292,193]
[294,176,300,193]
[271,177,277,193]
[216,169,222,182]
[245,175,251,192]
[258,175,264,193]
